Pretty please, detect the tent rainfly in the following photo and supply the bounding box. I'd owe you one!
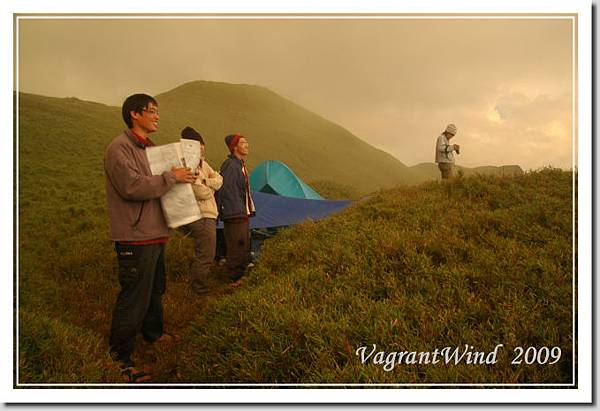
[250,160,324,200]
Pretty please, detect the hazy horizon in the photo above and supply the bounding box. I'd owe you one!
[17,17,575,170]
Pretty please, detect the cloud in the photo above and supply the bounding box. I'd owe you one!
[453,92,573,169]
[17,17,575,170]
[332,90,573,171]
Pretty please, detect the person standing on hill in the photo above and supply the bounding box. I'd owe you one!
[216,134,256,286]
[104,93,195,382]
[435,123,460,179]
[180,126,223,295]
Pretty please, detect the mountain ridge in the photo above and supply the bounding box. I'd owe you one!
[18,81,524,195]
[153,80,417,193]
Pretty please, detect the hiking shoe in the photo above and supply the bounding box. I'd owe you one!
[245,262,255,275]
[143,332,181,346]
[154,332,181,344]
[191,281,209,295]
[229,278,243,288]
[121,366,152,383]
[228,272,244,282]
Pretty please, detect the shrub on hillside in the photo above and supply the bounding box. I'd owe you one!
[178,169,574,383]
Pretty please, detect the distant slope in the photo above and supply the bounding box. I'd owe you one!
[17,83,526,196]
[410,163,524,183]
[17,92,122,230]
[152,81,419,193]
[17,86,418,198]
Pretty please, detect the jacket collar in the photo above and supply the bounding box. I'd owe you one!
[125,129,155,148]
[228,153,245,163]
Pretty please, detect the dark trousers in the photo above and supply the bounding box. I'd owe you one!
[223,218,251,280]
[438,162,454,179]
[187,218,217,287]
[109,242,166,367]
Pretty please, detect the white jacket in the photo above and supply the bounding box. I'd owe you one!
[435,133,456,164]
[191,160,223,219]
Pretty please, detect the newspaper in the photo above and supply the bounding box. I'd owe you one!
[179,138,201,170]
[146,139,202,228]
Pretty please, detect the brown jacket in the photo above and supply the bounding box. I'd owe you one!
[104,130,177,241]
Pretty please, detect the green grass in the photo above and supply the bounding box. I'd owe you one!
[176,169,574,383]
[16,89,574,385]
[18,310,122,384]
[17,162,575,384]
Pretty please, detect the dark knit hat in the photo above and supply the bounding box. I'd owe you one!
[225,134,243,153]
[181,126,205,145]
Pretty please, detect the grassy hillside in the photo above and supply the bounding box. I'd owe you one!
[409,163,524,184]
[175,169,574,384]
[152,80,419,194]
[17,85,527,198]
[17,88,572,384]
[17,108,575,386]
[17,93,125,383]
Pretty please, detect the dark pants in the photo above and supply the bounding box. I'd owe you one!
[438,162,454,179]
[109,242,166,368]
[187,218,217,287]
[223,218,251,280]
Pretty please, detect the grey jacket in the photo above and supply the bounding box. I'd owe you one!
[104,130,177,241]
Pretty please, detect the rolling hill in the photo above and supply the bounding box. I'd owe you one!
[17,81,527,196]
[152,80,419,193]
[18,84,416,197]
[18,82,572,385]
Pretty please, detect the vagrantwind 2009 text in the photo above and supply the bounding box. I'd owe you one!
[355,344,562,372]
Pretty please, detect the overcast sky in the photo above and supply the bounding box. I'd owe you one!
[17,17,574,170]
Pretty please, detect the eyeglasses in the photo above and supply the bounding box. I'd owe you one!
[142,108,159,116]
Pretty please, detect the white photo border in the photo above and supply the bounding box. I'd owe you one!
[2,0,593,404]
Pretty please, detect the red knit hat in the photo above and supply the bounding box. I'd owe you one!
[225,134,243,153]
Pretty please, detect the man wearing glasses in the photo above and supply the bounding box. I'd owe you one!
[104,93,195,382]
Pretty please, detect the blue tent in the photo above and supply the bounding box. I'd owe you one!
[249,191,351,228]
[250,160,324,200]
[217,161,352,257]
[217,191,352,256]
[217,191,351,229]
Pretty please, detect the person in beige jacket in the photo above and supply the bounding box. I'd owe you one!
[181,127,223,294]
